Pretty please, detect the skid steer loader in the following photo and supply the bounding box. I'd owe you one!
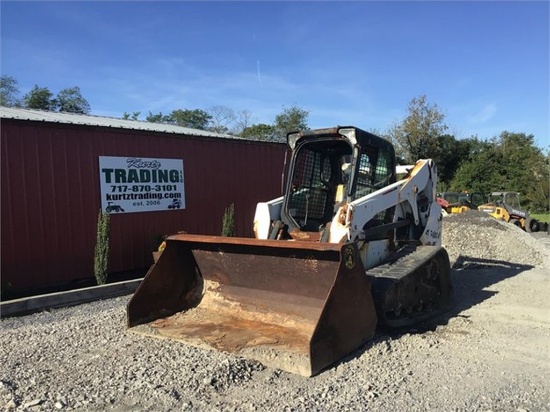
[478,191,541,232]
[127,126,452,376]
[437,192,486,215]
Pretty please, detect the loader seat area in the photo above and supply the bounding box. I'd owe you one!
[288,186,335,231]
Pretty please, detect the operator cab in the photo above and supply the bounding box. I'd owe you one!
[281,127,396,236]
[490,191,521,209]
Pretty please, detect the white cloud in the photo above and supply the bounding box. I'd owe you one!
[468,103,497,124]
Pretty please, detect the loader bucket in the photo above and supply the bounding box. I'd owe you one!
[127,234,377,376]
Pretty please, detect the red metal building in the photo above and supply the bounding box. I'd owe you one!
[1,108,287,296]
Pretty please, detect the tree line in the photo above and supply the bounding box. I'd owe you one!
[1,75,91,114]
[0,75,307,140]
[1,75,548,212]
[383,95,548,213]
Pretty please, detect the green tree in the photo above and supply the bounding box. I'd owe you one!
[145,108,213,130]
[122,111,141,120]
[498,132,548,212]
[56,86,91,114]
[433,134,472,188]
[451,132,549,212]
[23,85,57,111]
[166,109,212,129]
[241,123,276,141]
[450,137,503,194]
[527,149,549,213]
[385,95,449,163]
[272,105,309,142]
[0,75,21,107]
[145,111,168,123]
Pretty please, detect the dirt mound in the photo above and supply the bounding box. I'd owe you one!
[442,210,549,269]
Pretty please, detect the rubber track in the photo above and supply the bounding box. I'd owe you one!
[366,244,451,328]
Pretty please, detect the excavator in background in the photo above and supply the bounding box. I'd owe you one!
[127,126,452,376]
[478,191,541,232]
[437,192,486,215]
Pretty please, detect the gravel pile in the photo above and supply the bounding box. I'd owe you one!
[1,211,549,411]
[442,210,549,269]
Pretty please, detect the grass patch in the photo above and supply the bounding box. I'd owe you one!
[532,213,550,223]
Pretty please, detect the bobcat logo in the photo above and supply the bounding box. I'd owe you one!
[344,245,355,269]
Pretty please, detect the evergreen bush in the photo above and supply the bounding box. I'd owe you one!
[222,203,235,237]
[94,210,110,285]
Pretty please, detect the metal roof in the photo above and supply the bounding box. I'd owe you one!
[0,106,241,140]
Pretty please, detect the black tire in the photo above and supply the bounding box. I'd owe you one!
[526,218,539,233]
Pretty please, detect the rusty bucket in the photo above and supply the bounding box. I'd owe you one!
[127,234,377,376]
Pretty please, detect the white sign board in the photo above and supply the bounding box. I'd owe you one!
[99,156,185,214]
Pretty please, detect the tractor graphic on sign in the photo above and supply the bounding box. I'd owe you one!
[106,202,125,213]
[168,199,182,209]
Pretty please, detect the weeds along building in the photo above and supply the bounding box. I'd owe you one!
[1,107,286,297]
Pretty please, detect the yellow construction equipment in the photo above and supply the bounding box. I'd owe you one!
[437,192,486,215]
[478,191,541,232]
[127,126,452,376]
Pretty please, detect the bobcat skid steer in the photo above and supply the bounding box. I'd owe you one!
[127,126,452,376]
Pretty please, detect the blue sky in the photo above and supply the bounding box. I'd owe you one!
[1,1,549,147]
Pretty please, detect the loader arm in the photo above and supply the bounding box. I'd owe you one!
[335,159,441,245]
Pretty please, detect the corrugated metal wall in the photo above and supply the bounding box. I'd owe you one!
[1,119,287,293]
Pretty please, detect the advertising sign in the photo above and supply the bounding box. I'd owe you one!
[99,156,185,214]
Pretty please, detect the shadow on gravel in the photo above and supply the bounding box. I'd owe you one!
[446,255,534,318]
[387,255,534,336]
[329,255,535,373]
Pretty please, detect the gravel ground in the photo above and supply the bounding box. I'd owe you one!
[1,211,549,411]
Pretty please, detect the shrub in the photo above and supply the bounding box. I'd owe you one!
[222,203,235,237]
[94,210,110,285]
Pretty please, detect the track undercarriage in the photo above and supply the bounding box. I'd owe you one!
[368,245,453,328]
